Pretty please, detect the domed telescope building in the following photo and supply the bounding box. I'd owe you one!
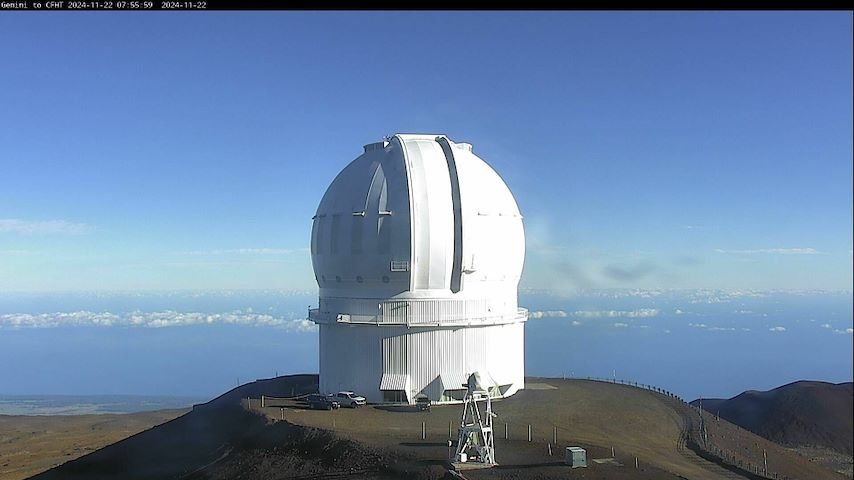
[309,134,527,404]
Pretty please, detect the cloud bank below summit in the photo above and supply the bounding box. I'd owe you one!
[0,310,316,331]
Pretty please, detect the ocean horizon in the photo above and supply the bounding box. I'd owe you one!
[1,289,851,404]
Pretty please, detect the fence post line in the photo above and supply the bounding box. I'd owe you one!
[261,395,265,408]
[763,449,768,474]
[553,426,557,444]
[528,424,531,442]
[449,421,452,439]
[422,421,426,440]
[611,446,615,457]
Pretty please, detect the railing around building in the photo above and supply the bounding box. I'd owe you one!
[308,298,527,327]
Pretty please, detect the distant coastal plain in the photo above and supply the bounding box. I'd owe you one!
[0,395,206,416]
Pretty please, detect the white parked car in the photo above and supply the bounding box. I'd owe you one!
[336,391,366,407]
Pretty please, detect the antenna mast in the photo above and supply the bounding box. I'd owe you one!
[454,372,497,467]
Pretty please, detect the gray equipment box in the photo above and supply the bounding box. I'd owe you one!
[565,447,587,468]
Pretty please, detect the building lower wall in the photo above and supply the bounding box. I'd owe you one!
[318,321,524,404]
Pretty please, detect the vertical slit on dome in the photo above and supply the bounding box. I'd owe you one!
[364,160,383,212]
[437,137,463,293]
[377,178,391,253]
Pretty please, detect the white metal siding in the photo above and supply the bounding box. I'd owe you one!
[319,324,384,402]
[320,321,524,404]
[316,297,524,326]
[379,373,410,391]
[440,371,470,391]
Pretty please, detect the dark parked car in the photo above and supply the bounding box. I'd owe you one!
[305,394,340,410]
[415,394,431,411]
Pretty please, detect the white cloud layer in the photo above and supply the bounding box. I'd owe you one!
[0,310,317,331]
[0,219,90,235]
[687,289,773,304]
[769,326,787,332]
[528,308,659,319]
[527,310,569,319]
[577,308,660,318]
[689,323,743,332]
[714,248,822,255]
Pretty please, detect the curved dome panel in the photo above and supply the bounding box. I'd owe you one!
[311,141,413,297]
[310,134,524,300]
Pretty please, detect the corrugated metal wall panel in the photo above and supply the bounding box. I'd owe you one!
[379,373,409,390]
[320,324,385,403]
[440,371,470,391]
[321,322,524,404]
[382,334,408,374]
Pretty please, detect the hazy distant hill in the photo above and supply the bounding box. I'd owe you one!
[692,381,853,455]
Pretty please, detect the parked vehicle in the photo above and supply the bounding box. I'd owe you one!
[305,394,340,410]
[336,391,367,407]
[414,394,431,411]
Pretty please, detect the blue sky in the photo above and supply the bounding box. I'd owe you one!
[1,11,852,292]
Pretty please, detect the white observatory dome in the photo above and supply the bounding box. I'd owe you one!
[309,134,527,405]
[311,134,524,299]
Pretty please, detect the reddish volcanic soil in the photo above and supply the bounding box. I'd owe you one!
[24,375,847,480]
